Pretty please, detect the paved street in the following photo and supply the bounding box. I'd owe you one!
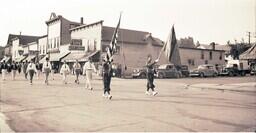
[0,73,255,132]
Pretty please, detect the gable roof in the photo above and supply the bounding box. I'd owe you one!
[6,34,40,46]
[197,44,231,51]
[102,26,163,45]
[240,44,256,60]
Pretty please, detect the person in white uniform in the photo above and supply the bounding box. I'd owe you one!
[73,60,82,84]
[26,60,37,85]
[60,60,70,84]
[1,60,8,81]
[83,57,97,90]
[42,57,52,85]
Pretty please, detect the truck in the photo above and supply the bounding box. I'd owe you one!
[220,60,250,76]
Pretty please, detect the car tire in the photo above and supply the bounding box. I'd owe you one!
[240,71,246,76]
[140,73,146,78]
[228,72,233,77]
[158,73,164,79]
[199,73,204,78]
[213,73,217,77]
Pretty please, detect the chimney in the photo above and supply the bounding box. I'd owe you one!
[211,42,215,50]
[19,32,22,36]
[80,17,84,24]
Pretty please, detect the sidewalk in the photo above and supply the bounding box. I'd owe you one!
[188,82,256,93]
[0,113,14,133]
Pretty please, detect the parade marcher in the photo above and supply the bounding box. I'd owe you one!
[60,61,70,84]
[23,60,28,79]
[11,61,18,80]
[26,60,37,85]
[42,57,52,85]
[51,63,55,80]
[35,62,41,79]
[145,54,159,96]
[102,57,113,99]
[83,57,97,90]
[18,62,22,74]
[73,60,82,84]
[1,60,8,81]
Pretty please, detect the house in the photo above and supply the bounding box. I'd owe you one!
[179,47,225,70]
[11,34,40,62]
[66,20,168,75]
[0,46,4,61]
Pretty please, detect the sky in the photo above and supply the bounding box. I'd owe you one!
[0,0,255,46]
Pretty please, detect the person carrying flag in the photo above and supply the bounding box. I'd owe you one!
[145,54,159,96]
[102,55,113,99]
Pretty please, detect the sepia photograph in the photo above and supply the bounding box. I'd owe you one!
[0,0,255,132]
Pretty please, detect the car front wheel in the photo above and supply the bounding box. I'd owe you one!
[199,73,204,78]
[158,73,164,79]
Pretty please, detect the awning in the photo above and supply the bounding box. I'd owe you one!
[13,55,27,62]
[0,56,11,63]
[49,52,70,62]
[62,51,100,62]
[39,55,48,64]
[24,55,36,62]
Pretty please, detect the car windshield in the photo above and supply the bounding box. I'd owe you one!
[158,65,167,69]
[198,65,206,69]
[181,66,188,69]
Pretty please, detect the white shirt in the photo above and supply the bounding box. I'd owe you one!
[42,61,52,72]
[73,63,81,70]
[26,63,37,73]
[83,62,96,72]
[60,64,70,74]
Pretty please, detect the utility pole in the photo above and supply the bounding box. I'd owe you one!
[246,31,251,45]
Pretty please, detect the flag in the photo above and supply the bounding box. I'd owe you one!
[163,25,181,65]
[106,13,121,62]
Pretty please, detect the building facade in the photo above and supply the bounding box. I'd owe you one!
[179,47,225,70]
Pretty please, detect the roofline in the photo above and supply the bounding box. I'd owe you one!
[103,26,150,34]
[45,15,62,25]
[179,47,225,52]
[38,35,48,39]
[70,20,104,32]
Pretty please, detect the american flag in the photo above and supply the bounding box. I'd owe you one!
[163,25,181,65]
[106,14,121,62]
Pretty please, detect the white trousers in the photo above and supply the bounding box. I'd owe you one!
[2,69,7,80]
[85,70,93,89]
[12,70,17,80]
[62,73,68,84]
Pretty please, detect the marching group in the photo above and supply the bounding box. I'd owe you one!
[0,55,159,99]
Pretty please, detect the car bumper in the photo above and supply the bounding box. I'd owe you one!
[189,73,200,77]
[132,73,141,78]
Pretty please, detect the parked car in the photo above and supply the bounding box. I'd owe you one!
[156,64,182,78]
[190,64,218,77]
[250,65,256,76]
[132,67,147,78]
[220,60,250,76]
[176,65,189,77]
[219,66,245,76]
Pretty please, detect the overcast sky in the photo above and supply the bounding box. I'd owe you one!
[0,0,255,46]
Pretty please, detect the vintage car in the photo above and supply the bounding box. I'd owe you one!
[132,67,147,78]
[250,65,256,76]
[189,64,218,77]
[156,64,182,78]
[176,65,190,77]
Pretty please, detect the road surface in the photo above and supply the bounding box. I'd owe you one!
[0,73,255,132]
